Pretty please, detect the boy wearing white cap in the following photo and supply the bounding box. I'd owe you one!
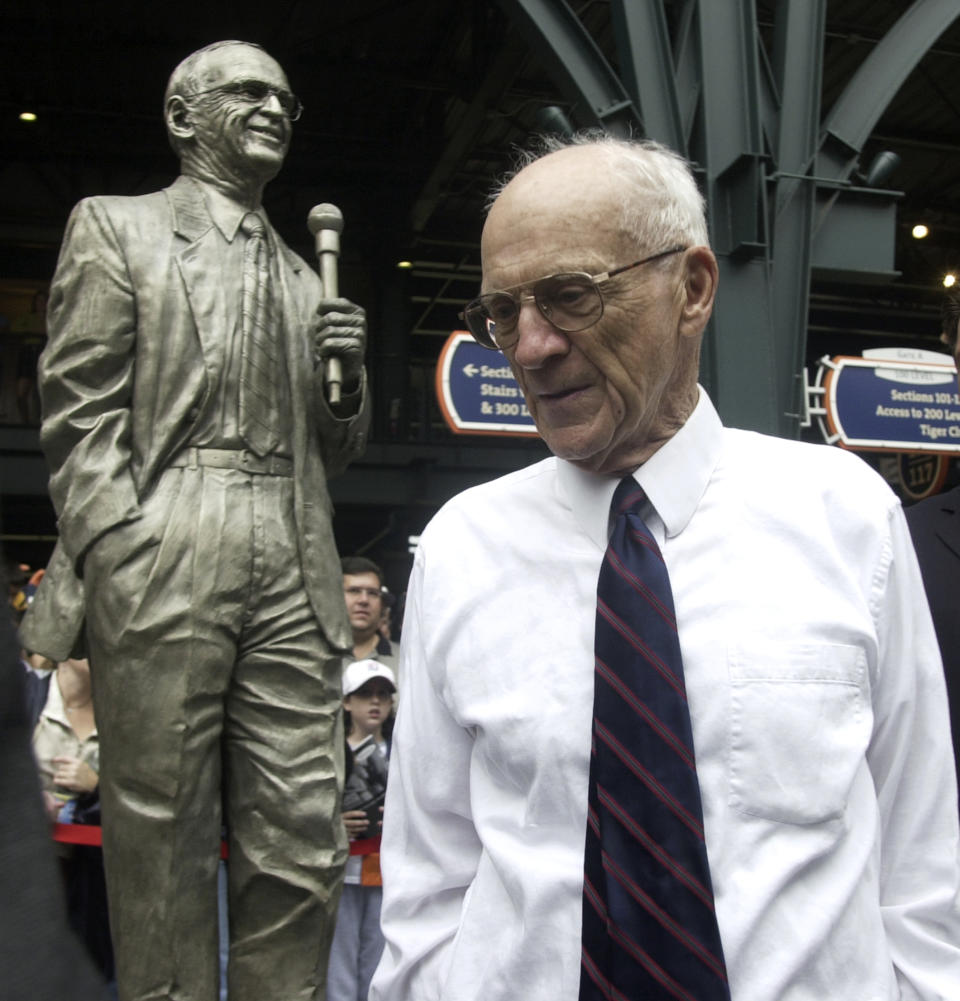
[327,660,397,1001]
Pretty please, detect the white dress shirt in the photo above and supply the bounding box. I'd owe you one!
[370,390,960,1001]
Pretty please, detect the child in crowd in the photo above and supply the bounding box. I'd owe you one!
[327,659,396,1001]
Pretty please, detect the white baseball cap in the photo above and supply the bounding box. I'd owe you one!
[342,659,397,697]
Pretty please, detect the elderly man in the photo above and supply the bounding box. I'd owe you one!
[26,40,369,1001]
[370,137,960,1001]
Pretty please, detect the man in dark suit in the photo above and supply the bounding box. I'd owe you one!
[22,40,369,1001]
[1,562,107,1001]
[905,290,960,806]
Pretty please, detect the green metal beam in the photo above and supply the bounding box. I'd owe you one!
[820,0,960,180]
[693,0,780,432]
[768,1,827,432]
[609,0,685,154]
[495,0,639,135]
[492,0,955,437]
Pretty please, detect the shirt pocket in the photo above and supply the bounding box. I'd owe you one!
[727,642,870,825]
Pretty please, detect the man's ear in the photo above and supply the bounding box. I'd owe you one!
[165,95,195,142]
[678,246,718,339]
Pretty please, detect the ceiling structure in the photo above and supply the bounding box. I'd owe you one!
[3,0,960,577]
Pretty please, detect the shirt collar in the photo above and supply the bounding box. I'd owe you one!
[42,671,71,727]
[557,386,723,550]
[187,176,268,243]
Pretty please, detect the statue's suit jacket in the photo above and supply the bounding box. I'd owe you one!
[906,486,960,793]
[22,175,369,659]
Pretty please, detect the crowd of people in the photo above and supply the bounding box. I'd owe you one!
[9,553,402,1001]
[8,561,113,989]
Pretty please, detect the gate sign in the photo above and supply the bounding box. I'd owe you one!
[814,348,960,453]
[435,331,539,437]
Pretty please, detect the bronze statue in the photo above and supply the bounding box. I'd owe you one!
[22,40,369,1001]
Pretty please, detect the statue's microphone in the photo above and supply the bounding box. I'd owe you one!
[307,203,344,405]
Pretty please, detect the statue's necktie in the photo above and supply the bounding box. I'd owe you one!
[580,477,730,1001]
[239,213,281,456]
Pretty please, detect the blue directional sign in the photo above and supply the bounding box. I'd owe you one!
[435,331,539,437]
[814,349,960,453]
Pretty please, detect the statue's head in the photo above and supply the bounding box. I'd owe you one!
[164,41,300,191]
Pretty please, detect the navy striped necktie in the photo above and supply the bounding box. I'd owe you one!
[580,477,730,1001]
[239,212,283,457]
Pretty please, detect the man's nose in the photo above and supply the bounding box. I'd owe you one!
[261,93,285,116]
[510,300,570,369]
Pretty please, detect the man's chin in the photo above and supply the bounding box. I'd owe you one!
[539,425,606,468]
[241,144,287,178]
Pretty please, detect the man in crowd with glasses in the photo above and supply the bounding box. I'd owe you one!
[342,556,398,671]
[24,40,369,1001]
[371,137,960,1001]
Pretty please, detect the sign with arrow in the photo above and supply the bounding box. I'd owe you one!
[435,331,539,437]
[811,348,960,453]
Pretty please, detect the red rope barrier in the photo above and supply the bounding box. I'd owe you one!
[349,836,382,855]
[52,823,382,856]
[52,822,101,846]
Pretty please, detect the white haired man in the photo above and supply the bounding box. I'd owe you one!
[371,137,960,1001]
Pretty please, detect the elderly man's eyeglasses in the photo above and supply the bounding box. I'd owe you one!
[460,246,687,351]
[190,79,303,121]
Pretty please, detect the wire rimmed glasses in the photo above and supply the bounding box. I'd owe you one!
[190,79,303,121]
[460,245,687,351]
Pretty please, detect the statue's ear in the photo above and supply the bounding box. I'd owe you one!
[165,95,195,142]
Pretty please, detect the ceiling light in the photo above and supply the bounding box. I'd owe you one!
[944,273,956,288]
[862,150,900,188]
[19,111,37,123]
[912,224,929,239]
[396,260,413,270]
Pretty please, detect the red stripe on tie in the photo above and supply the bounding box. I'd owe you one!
[597,785,712,906]
[616,488,647,515]
[581,948,631,1001]
[608,924,699,1001]
[606,547,676,629]
[602,852,727,981]
[587,804,601,836]
[596,598,686,699]
[628,526,664,556]
[583,874,608,921]
[580,949,610,999]
[595,656,695,769]
[594,725,705,838]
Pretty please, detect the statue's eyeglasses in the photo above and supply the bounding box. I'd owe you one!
[191,79,303,121]
[460,246,687,351]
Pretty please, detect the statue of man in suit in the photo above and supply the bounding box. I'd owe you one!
[23,40,370,1000]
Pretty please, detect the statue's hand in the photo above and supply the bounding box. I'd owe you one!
[313,298,366,390]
